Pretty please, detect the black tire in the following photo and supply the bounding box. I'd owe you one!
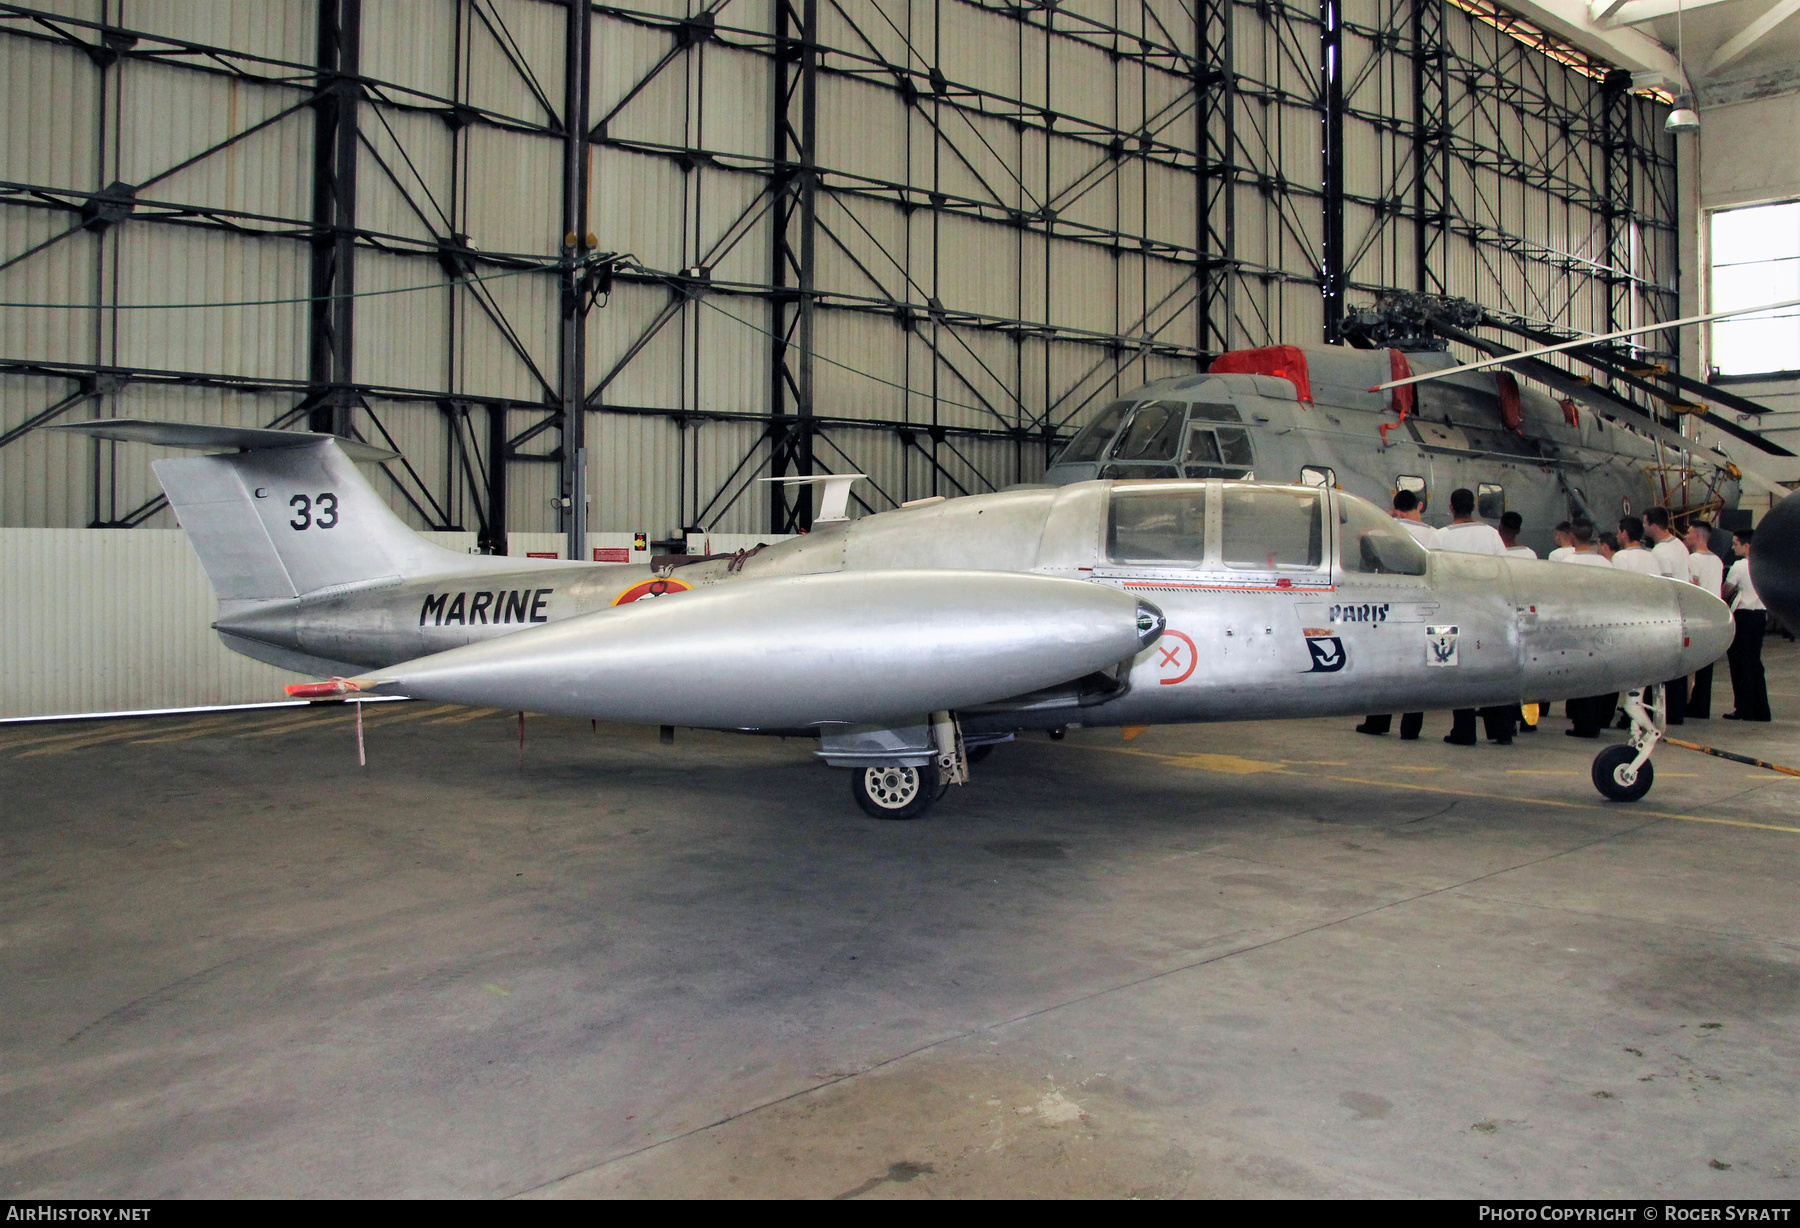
[852,764,940,819]
[1048,727,1067,741]
[967,743,994,764]
[1592,744,1654,802]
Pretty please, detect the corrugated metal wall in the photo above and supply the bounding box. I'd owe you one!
[2,0,1676,538]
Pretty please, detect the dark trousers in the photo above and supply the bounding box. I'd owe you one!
[1728,610,1771,721]
[1664,674,1688,724]
[1360,713,1423,737]
[1688,663,1715,720]
[1449,707,1514,743]
[1567,693,1620,737]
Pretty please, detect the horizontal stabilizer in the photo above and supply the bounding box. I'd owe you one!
[46,418,399,462]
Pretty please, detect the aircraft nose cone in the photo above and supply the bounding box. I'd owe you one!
[1675,582,1734,674]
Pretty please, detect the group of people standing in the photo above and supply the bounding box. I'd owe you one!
[1355,488,1773,746]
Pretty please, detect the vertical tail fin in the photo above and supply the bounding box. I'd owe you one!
[49,419,490,599]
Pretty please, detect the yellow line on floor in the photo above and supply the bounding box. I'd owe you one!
[13,716,228,757]
[231,702,452,740]
[1,721,143,751]
[357,702,459,728]
[235,710,351,738]
[1506,769,1579,775]
[130,717,234,744]
[1071,741,1800,836]
[425,707,500,725]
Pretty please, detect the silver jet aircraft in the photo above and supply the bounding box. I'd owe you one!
[54,418,1732,818]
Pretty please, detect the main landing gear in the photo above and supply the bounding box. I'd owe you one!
[850,710,973,820]
[1592,686,1661,803]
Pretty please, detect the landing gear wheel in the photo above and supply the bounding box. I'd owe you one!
[853,765,941,820]
[1592,744,1654,802]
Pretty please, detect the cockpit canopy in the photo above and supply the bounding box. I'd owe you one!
[1104,481,1428,578]
[1060,396,1257,481]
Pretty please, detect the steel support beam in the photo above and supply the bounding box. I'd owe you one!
[1413,0,1450,296]
[307,0,361,438]
[768,0,818,534]
[559,0,593,561]
[1321,0,1347,342]
[1196,0,1235,356]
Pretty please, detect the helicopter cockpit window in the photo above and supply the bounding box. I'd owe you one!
[1188,402,1242,424]
[1477,483,1505,520]
[1109,400,1186,463]
[1184,423,1255,479]
[1107,488,1207,565]
[1057,399,1134,464]
[1220,487,1321,570]
[1338,494,1429,576]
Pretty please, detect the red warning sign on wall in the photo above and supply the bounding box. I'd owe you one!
[593,547,630,562]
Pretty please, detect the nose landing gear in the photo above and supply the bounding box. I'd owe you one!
[1592,686,1662,802]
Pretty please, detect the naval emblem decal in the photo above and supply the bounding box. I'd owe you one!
[1301,628,1346,673]
[1426,624,1459,667]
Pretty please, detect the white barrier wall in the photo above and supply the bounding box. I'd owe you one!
[0,528,798,719]
[0,529,473,720]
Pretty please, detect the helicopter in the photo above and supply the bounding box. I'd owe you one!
[1043,294,1789,554]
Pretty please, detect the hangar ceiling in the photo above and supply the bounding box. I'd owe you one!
[0,0,1677,546]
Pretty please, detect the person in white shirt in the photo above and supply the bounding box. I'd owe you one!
[1723,528,1770,721]
[1436,488,1507,556]
[1680,520,1728,719]
[1561,520,1614,568]
[1438,489,1514,745]
[1389,489,1439,550]
[1645,507,1690,579]
[1499,511,1537,558]
[1355,490,1437,740]
[1610,516,1662,576]
[1546,521,1575,562]
[1646,507,1694,723]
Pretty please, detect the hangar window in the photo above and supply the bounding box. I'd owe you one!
[1339,495,1428,576]
[1477,483,1505,520]
[1107,488,1207,564]
[1183,424,1255,479]
[1220,487,1321,570]
[1710,200,1799,377]
[1057,399,1134,464]
[1109,400,1186,462]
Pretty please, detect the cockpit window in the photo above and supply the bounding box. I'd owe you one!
[1188,402,1241,423]
[1220,487,1321,570]
[1107,488,1207,565]
[1057,399,1133,464]
[1338,493,1429,576]
[1184,423,1254,479]
[1109,400,1185,462]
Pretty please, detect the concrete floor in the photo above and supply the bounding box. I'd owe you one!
[3,646,1799,1199]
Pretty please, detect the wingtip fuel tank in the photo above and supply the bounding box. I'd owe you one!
[354,569,1164,729]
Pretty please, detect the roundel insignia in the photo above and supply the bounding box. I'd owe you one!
[612,577,693,606]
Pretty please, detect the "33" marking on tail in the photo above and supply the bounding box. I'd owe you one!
[288,492,339,530]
